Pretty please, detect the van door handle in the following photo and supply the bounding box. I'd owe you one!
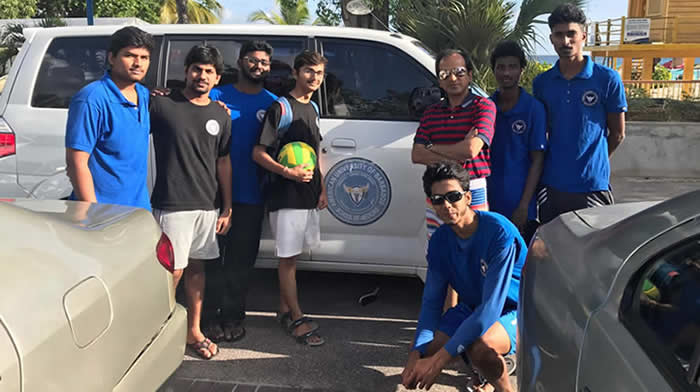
[330,138,356,149]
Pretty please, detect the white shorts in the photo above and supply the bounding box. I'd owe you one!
[153,209,220,270]
[269,209,320,258]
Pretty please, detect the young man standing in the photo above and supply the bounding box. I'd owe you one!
[202,41,278,343]
[401,161,525,392]
[534,3,627,223]
[150,45,232,360]
[252,50,328,347]
[66,27,154,209]
[487,41,547,244]
[412,49,496,307]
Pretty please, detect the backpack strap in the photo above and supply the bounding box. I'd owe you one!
[276,96,294,136]
[310,100,320,118]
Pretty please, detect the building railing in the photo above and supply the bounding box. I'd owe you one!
[588,16,700,46]
[624,80,700,100]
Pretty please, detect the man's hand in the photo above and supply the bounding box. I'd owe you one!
[216,208,232,235]
[283,163,314,183]
[151,87,171,96]
[412,357,443,390]
[401,351,421,389]
[511,205,528,232]
[215,100,231,116]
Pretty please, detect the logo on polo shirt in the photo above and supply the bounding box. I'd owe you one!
[582,90,599,106]
[512,120,527,134]
[480,258,489,276]
[205,119,220,136]
[325,158,392,226]
[256,109,266,123]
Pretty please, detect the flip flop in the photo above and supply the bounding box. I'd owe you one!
[287,317,323,347]
[187,337,219,360]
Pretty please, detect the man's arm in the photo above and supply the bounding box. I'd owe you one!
[513,150,544,227]
[607,112,625,158]
[411,143,451,165]
[252,145,312,183]
[430,128,482,161]
[66,148,97,203]
[216,155,232,234]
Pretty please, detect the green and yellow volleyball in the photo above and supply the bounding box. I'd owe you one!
[277,141,317,171]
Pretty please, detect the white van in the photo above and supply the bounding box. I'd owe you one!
[0,24,459,280]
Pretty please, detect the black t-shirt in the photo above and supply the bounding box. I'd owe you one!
[258,96,322,211]
[150,90,232,211]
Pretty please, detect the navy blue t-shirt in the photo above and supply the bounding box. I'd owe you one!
[65,72,151,210]
[488,88,547,220]
[413,211,526,356]
[210,85,277,205]
[533,56,627,193]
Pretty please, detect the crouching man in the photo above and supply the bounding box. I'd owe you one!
[401,161,526,392]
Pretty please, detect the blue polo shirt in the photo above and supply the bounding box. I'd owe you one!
[533,56,627,193]
[487,88,546,221]
[413,211,526,356]
[65,72,151,210]
[210,85,277,205]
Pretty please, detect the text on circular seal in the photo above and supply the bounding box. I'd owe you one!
[205,119,220,136]
[325,158,392,226]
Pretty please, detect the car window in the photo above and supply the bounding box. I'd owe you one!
[164,38,304,98]
[32,36,159,109]
[626,236,700,385]
[320,39,435,121]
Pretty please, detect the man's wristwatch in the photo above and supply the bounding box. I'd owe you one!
[425,142,434,150]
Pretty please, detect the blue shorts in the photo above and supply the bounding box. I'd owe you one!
[438,303,517,355]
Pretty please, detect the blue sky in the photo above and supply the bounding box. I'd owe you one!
[219,0,628,54]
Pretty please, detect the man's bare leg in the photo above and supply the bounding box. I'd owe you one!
[184,260,214,346]
[466,322,514,392]
[173,269,184,291]
[443,286,458,311]
[277,256,320,342]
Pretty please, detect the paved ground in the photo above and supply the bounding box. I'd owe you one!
[160,177,700,392]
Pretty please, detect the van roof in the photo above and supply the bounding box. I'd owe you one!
[23,23,419,43]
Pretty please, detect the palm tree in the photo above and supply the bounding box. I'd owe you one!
[248,0,319,25]
[161,0,223,24]
[394,0,586,90]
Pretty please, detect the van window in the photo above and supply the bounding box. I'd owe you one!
[623,236,700,386]
[320,39,435,121]
[32,36,159,109]
[164,38,304,98]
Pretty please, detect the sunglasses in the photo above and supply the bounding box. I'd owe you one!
[438,66,469,81]
[428,190,468,205]
[242,56,271,67]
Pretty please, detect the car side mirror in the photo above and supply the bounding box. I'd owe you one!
[409,86,442,118]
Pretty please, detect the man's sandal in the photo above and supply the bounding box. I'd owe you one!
[223,321,246,342]
[287,316,324,347]
[187,338,219,360]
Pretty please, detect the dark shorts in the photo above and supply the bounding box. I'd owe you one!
[538,185,614,224]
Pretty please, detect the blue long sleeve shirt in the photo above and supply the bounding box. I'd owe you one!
[413,211,526,356]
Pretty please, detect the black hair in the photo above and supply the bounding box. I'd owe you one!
[548,3,587,29]
[435,49,474,75]
[490,40,527,69]
[422,161,471,197]
[184,45,224,75]
[109,26,155,57]
[239,40,273,60]
[293,50,328,72]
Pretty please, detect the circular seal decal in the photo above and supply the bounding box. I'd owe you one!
[582,90,599,106]
[511,119,527,134]
[256,109,266,123]
[325,158,392,226]
[205,119,220,136]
